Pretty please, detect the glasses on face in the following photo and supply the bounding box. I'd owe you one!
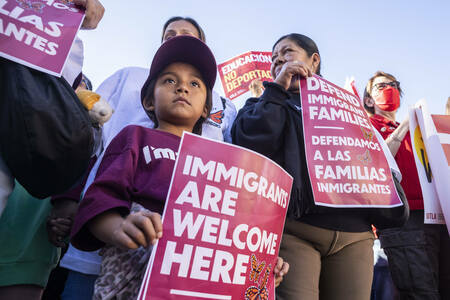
[372,81,400,91]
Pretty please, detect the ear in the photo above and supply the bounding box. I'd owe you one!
[142,97,155,112]
[311,53,320,74]
[364,97,375,108]
[201,104,208,119]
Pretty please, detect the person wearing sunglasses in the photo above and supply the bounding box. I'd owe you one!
[363,71,450,300]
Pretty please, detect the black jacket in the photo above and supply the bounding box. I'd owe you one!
[232,82,371,232]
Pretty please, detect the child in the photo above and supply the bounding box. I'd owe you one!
[70,35,214,299]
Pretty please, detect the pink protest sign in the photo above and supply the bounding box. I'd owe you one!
[138,133,293,300]
[0,0,84,76]
[218,51,273,100]
[300,75,402,207]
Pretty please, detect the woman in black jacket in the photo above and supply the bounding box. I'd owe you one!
[232,33,374,300]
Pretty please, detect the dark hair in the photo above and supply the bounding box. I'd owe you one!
[142,78,212,135]
[161,17,206,43]
[273,33,321,76]
[363,71,403,114]
[81,74,93,91]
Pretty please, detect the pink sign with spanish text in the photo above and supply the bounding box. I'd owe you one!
[138,133,293,300]
[0,0,84,76]
[218,51,273,100]
[300,75,402,207]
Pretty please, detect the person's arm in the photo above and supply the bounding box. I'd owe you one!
[446,97,450,115]
[47,157,98,247]
[385,116,409,156]
[71,126,142,250]
[372,127,402,182]
[231,82,290,157]
[94,68,130,111]
[221,96,237,143]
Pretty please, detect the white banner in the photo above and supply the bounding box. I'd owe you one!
[408,106,444,224]
[414,100,450,233]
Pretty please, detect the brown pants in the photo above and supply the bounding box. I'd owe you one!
[277,219,374,300]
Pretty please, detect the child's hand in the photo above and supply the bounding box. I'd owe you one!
[47,217,73,247]
[111,210,163,250]
[274,256,289,287]
[46,199,78,247]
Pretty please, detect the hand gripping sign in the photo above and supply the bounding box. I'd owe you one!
[218,51,273,100]
[0,0,84,76]
[300,75,402,208]
[138,133,293,300]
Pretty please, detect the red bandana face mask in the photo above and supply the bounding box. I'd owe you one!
[374,87,400,111]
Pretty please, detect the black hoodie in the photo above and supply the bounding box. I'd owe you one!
[232,81,372,232]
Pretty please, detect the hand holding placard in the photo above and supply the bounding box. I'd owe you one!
[138,133,293,300]
[0,0,85,75]
[73,0,104,29]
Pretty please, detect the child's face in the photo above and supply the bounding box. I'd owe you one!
[146,62,208,131]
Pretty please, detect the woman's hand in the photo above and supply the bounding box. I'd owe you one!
[386,115,410,156]
[274,256,290,287]
[249,79,264,98]
[274,60,312,91]
[74,0,105,29]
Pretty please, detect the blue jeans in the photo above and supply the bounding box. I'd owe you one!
[61,270,98,300]
[371,256,398,300]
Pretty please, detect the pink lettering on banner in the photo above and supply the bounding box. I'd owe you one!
[300,75,402,207]
[138,133,293,300]
[0,0,84,76]
[218,51,273,100]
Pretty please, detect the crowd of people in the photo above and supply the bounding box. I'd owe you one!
[0,1,449,300]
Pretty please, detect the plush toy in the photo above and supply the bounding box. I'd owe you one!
[76,90,113,126]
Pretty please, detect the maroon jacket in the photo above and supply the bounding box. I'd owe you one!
[71,126,180,251]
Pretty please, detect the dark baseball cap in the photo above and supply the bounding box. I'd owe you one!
[141,35,217,103]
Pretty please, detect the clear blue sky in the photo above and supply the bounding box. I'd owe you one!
[79,0,450,121]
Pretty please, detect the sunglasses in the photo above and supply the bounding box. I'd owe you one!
[372,81,400,91]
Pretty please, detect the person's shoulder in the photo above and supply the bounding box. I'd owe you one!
[117,126,179,144]
[116,124,153,138]
[121,66,149,75]
[97,67,150,99]
[107,125,149,150]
